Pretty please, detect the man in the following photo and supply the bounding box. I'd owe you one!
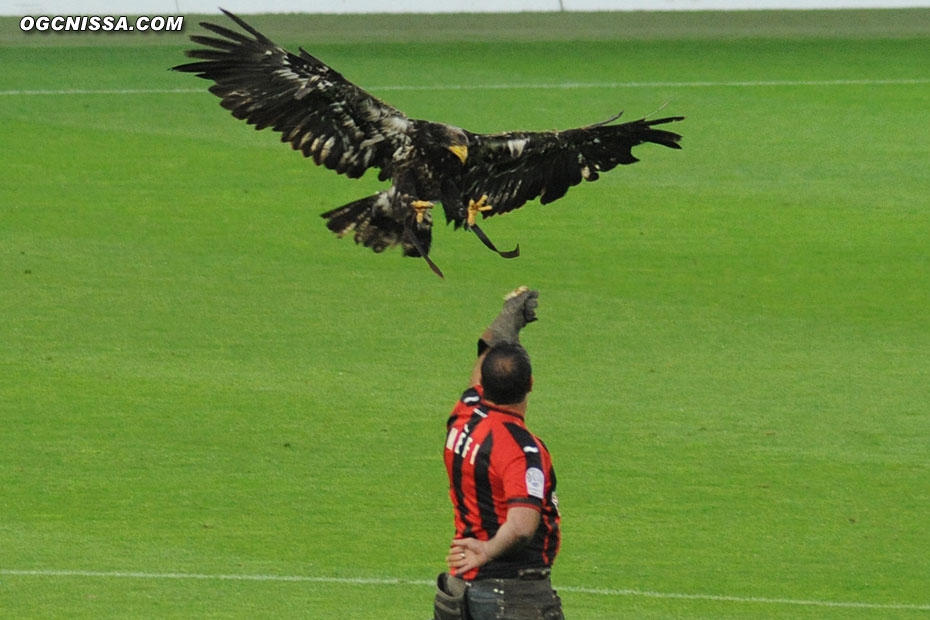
[432,287,564,620]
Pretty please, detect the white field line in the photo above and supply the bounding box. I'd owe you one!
[2,569,929,611]
[1,78,929,96]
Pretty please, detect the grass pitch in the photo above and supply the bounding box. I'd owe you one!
[2,9,930,619]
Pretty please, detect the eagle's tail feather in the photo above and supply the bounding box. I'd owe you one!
[321,193,404,255]
[321,196,372,237]
[320,194,438,276]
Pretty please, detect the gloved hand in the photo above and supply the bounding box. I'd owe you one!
[484,286,539,347]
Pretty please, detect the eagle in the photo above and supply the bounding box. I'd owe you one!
[174,10,683,277]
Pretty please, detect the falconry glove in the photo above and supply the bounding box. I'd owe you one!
[479,287,539,355]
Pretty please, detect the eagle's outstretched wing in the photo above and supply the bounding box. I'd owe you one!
[173,9,411,180]
[459,114,683,220]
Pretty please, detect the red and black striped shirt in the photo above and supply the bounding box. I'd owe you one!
[444,386,561,580]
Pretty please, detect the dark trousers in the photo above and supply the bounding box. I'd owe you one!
[464,571,565,620]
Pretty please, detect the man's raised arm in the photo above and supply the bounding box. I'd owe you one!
[469,287,540,387]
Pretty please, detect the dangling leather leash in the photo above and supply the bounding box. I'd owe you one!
[404,227,445,278]
[469,224,520,259]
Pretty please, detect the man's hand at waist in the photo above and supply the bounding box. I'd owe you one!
[445,506,541,576]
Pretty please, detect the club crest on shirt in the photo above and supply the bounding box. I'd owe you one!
[525,467,545,499]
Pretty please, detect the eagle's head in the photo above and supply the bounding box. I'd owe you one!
[426,123,469,166]
[446,127,469,165]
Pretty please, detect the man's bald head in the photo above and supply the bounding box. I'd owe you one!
[480,342,533,405]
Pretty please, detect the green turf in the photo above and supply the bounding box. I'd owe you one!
[2,9,930,620]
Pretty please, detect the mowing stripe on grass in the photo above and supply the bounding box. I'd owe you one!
[561,585,930,611]
[3,569,929,611]
[1,78,929,97]
[0,569,431,586]
[378,78,930,90]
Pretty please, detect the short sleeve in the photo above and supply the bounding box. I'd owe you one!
[496,423,546,510]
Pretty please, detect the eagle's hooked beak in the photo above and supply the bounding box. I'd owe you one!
[448,144,468,165]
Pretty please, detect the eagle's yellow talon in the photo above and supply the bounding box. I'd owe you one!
[412,200,434,223]
[467,195,493,227]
